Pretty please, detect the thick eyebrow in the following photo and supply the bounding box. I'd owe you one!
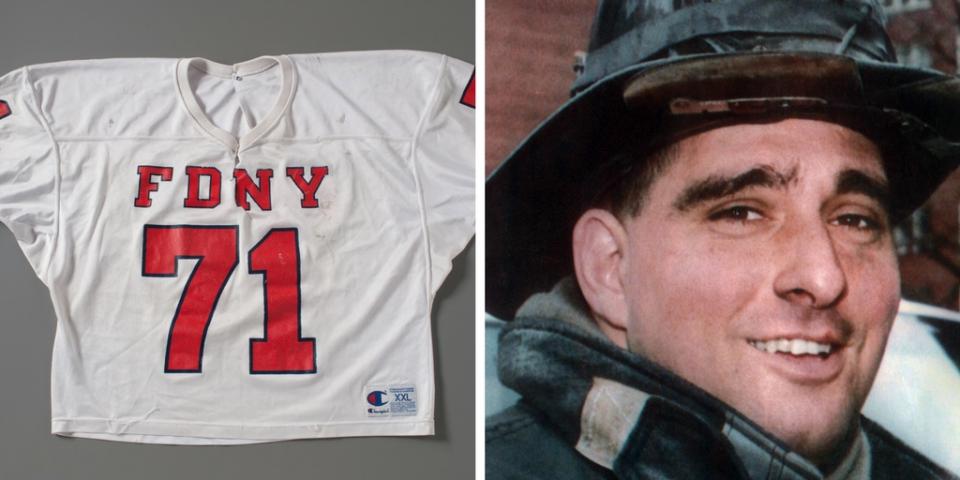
[672,165,797,212]
[835,169,890,212]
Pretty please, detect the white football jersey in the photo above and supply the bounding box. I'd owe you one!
[0,51,475,444]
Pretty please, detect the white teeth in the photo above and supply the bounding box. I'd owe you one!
[749,338,833,356]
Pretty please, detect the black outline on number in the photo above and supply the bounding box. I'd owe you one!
[248,228,317,374]
[142,224,239,374]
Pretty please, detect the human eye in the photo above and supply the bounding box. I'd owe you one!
[707,205,763,223]
[832,213,880,231]
[828,207,888,244]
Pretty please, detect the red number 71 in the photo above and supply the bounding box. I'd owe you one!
[142,225,317,374]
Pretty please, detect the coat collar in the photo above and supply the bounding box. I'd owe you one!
[498,278,869,479]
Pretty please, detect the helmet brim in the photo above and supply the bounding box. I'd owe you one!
[486,51,960,319]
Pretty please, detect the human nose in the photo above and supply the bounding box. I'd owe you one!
[772,219,847,309]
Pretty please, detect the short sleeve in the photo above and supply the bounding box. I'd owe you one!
[0,67,58,281]
[414,55,476,293]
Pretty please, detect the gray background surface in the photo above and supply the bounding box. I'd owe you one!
[0,1,475,479]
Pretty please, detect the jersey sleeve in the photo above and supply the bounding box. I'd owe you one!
[414,55,476,294]
[0,67,59,282]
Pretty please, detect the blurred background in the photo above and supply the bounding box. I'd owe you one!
[486,0,960,310]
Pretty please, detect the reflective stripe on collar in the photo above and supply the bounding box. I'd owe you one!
[575,377,651,469]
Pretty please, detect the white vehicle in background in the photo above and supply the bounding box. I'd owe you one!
[486,299,960,475]
[863,300,960,475]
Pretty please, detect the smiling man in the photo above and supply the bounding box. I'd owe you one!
[577,119,900,470]
[486,1,960,479]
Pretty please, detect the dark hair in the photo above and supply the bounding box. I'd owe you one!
[588,138,680,219]
[588,112,926,223]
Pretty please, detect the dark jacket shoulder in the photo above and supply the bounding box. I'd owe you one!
[486,404,613,480]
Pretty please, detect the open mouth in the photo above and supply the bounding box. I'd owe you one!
[746,337,844,383]
[748,338,833,357]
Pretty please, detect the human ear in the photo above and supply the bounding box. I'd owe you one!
[572,208,629,348]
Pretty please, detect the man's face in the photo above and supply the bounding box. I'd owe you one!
[617,119,900,464]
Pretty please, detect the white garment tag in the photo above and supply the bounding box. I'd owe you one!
[364,384,418,417]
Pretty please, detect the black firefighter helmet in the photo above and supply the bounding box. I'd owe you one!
[486,0,960,319]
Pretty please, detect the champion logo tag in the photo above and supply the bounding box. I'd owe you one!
[365,384,417,417]
[0,100,11,120]
[367,390,389,407]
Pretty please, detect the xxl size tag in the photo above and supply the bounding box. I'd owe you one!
[364,384,418,417]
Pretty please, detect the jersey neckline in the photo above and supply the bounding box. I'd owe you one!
[175,55,296,154]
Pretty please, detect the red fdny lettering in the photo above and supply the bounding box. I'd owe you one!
[135,165,328,210]
[135,166,174,207]
[286,166,329,208]
[184,166,222,208]
[234,169,274,211]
